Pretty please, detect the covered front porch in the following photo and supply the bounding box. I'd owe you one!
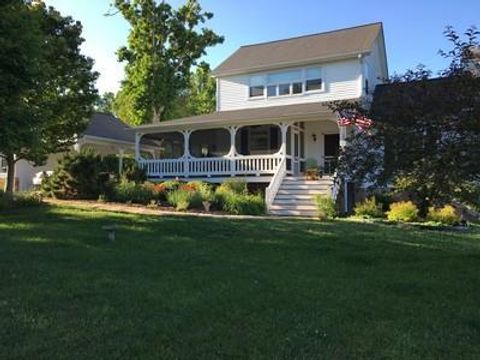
[132,103,347,182]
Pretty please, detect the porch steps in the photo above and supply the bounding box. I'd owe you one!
[269,176,334,217]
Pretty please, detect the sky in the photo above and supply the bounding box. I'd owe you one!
[44,0,480,94]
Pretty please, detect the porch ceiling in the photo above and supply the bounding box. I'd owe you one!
[130,101,341,134]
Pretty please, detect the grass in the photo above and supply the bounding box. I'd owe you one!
[0,205,479,359]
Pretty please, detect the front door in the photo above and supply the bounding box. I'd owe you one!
[324,134,339,174]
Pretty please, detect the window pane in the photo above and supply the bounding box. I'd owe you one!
[278,83,290,95]
[306,78,322,91]
[250,75,264,86]
[249,85,264,97]
[292,82,302,94]
[267,70,301,84]
[267,85,277,97]
[306,67,322,79]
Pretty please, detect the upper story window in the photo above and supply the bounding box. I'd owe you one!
[305,68,323,92]
[248,66,323,99]
[249,75,264,98]
[267,70,302,97]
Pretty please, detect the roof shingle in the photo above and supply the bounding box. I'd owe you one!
[212,23,383,76]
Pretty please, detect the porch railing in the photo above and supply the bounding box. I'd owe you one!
[265,156,287,210]
[139,154,282,179]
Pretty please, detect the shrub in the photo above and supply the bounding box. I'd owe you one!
[220,192,265,215]
[305,157,319,170]
[217,179,247,195]
[121,158,147,183]
[354,197,383,218]
[387,201,419,222]
[41,150,112,199]
[314,195,337,220]
[0,190,43,210]
[113,180,155,204]
[166,189,203,211]
[427,205,460,225]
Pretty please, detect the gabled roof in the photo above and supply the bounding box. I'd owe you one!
[212,22,383,77]
[83,112,134,143]
[132,102,336,133]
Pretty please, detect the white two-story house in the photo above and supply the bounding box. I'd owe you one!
[132,22,388,215]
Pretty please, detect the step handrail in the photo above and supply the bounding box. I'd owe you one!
[265,156,287,210]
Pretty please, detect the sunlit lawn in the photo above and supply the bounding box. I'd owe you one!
[1,205,479,359]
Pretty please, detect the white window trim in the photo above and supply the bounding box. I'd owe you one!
[304,66,325,94]
[247,66,325,101]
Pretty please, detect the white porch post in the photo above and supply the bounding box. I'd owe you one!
[227,126,238,176]
[182,130,192,177]
[134,132,143,161]
[337,122,349,213]
[280,123,289,157]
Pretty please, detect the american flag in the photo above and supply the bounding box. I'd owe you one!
[337,113,374,131]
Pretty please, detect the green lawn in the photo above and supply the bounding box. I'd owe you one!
[1,205,479,359]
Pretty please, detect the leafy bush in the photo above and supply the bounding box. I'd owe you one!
[166,189,203,211]
[0,190,43,210]
[387,201,419,222]
[216,179,247,195]
[314,195,337,220]
[354,197,383,218]
[41,150,112,199]
[121,158,147,183]
[427,205,460,225]
[113,180,155,204]
[220,192,265,215]
[305,157,319,170]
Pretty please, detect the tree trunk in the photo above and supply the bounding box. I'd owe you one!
[5,154,16,194]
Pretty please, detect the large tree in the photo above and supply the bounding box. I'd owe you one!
[95,92,116,113]
[332,27,480,213]
[0,1,98,193]
[113,0,223,125]
[168,62,216,119]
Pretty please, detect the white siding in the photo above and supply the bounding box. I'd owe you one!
[363,36,387,93]
[217,59,363,111]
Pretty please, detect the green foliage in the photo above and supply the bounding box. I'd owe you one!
[41,150,111,200]
[0,190,43,211]
[166,189,203,211]
[314,195,337,220]
[121,158,147,183]
[387,201,419,222]
[113,180,155,205]
[216,179,248,195]
[331,27,480,210]
[113,0,223,125]
[354,197,384,218]
[218,192,265,215]
[305,158,319,170]
[213,179,265,215]
[95,92,116,113]
[427,205,461,225]
[168,63,217,119]
[0,1,98,193]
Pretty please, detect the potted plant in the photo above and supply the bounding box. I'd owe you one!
[305,158,320,180]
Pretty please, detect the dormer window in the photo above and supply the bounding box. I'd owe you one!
[249,75,265,98]
[305,67,323,92]
[248,66,324,99]
[267,70,302,97]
